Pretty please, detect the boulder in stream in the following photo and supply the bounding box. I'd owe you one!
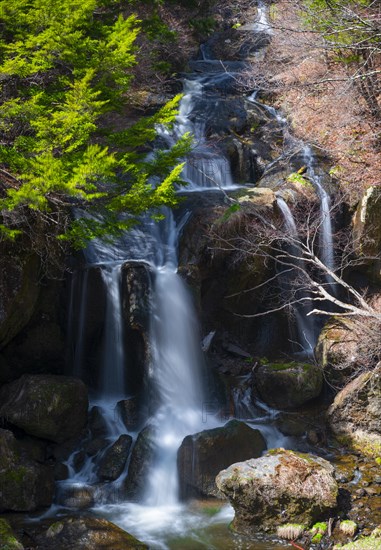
[0,374,88,443]
[124,426,156,499]
[177,419,267,499]
[253,361,323,409]
[216,448,338,535]
[97,434,133,481]
[0,429,54,512]
[33,516,148,549]
[327,363,381,457]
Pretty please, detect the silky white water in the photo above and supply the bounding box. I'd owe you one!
[277,197,318,353]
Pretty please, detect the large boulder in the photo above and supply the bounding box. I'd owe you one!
[0,250,40,351]
[33,516,147,549]
[177,419,267,499]
[0,374,88,443]
[124,426,156,499]
[97,434,133,481]
[253,361,323,409]
[353,186,381,283]
[216,449,338,535]
[315,318,360,388]
[0,518,23,550]
[327,364,381,457]
[0,429,54,512]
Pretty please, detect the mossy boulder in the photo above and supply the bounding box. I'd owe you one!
[177,420,267,499]
[0,429,54,512]
[34,516,147,549]
[327,364,381,458]
[0,518,23,549]
[0,374,88,443]
[315,318,360,388]
[0,252,40,351]
[216,448,338,535]
[253,361,323,409]
[97,434,133,481]
[123,426,156,499]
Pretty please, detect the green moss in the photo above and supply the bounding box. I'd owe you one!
[264,361,313,372]
[375,457,381,465]
[336,434,381,459]
[312,533,323,543]
[334,535,381,549]
[311,522,328,534]
[340,520,357,537]
[0,518,23,549]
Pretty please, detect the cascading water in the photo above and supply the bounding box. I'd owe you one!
[302,145,335,275]
[276,197,317,354]
[55,3,325,548]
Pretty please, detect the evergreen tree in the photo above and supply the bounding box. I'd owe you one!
[0,0,191,247]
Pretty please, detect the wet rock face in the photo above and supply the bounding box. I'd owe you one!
[0,374,88,443]
[124,426,156,499]
[353,186,381,283]
[327,363,381,457]
[315,318,360,388]
[253,361,323,410]
[216,449,338,535]
[0,429,54,512]
[177,419,267,499]
[0,252,40,351]
[32,516,148,549]
[97,434,133,481]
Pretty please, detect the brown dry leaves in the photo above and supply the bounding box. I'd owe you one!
[260,0,381,204]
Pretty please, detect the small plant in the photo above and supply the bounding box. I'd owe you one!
[339,520,357,537]
[277,523,306,540]
[310,522,328,543]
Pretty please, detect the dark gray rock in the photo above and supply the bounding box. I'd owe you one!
[177,419,267,499]
[97,434,132,481]
[0,374,88,443]
[124,426,156,499]
[34,516,148,549]
[253,361,323,410]
[0,429,54,512]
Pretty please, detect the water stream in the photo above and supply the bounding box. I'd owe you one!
[58,3,328,548]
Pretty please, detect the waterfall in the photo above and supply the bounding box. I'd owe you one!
[101,265,125,398]
[302,145,335,273]
[277,197,317,354]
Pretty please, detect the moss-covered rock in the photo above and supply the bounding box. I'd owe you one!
[327,364,381,458]
[253,361,323,409]
[177,419,266,499]
[0,429,54,512]
[0,518,23,549]
[97,434,132,481]
[216,448,338,535]
[0,252,40,351]
[315,318,360,388]
[0,374,88,443]
[34,516,148,549]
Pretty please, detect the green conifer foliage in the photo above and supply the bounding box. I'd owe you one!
[0,0,191,247]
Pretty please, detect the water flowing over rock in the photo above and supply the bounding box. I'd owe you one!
[0,429,54,512]
[97,434,133,481]
[124,426,156,499]
[216,449,338,535]
[32,516,148,549]
[0,374,88,443]
[177,419,267,499]
[327,363,381,457]
[253,361,323,409]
